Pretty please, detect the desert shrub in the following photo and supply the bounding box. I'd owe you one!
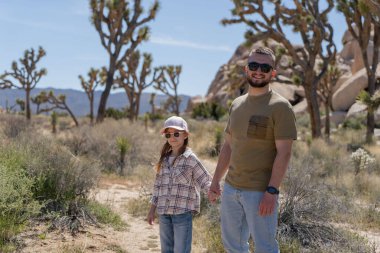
[0,162,41,249]
[350,148,376,175]
[1,133,100,211]
[60,119,161,174]
[0,114,30,138]
[279,162,338,249]
[126,196,151,218]
[85,201,127,231]
[105,107,128,120]
[342,117,364,130]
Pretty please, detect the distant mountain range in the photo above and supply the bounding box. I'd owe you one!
[0,88,191,117]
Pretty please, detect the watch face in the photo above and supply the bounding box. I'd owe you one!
[266,186,279,194]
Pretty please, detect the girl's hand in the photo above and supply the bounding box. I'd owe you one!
[147,211,155,225]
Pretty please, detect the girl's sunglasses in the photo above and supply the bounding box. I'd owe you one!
[164,132,183,139]
[248,62,273,73]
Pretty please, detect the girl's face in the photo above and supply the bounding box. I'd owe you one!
[164,127,188,151]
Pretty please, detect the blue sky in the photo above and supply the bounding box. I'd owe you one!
[0,0,346,97]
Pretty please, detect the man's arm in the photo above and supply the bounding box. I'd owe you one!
[259,139,293,216]
[208,133,232,202]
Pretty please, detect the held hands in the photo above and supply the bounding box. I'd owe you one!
[208,181,221,203]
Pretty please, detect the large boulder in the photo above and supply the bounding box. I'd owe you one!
[270,82,304,105]
[293,99,308,115]
[333,65,380,111]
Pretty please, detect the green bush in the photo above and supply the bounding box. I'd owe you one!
[0,162,41,249]
[86,201,127,231]
[342,117,364,130]
[105,107,128,120]
[192,102,227,121]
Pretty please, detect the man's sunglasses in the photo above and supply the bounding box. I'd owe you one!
[248,62,273,73]
[164,132,183,139]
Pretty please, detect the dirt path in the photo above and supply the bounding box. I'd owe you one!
[94,182,162,252]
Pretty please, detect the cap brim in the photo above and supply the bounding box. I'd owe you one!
[160,126,187,134]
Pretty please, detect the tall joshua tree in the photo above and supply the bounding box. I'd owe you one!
[0,46,47,120]
[337,0,380,143]
[115,51,160,121]
[90,0,159,123]
[154,65,182,116]
[79,68,104,123]
[222,0,336,138]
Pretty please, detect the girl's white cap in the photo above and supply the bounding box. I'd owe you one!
[160,116,189,134]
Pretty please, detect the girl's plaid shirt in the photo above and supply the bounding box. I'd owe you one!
[150,148,212,215]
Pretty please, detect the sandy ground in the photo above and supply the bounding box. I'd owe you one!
[19,178,207,253]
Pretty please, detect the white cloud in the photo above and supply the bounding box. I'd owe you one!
[150,35,233,52]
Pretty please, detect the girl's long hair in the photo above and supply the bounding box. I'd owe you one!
[156,137,189,173]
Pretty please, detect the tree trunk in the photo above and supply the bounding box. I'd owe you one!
[365,26,380,143]
[97,70,114,123]
[304,79,322,138]
[26,88,31,120]
[135,92,141,121]
[324,102,330,139]
[66,106,79,127]
[90,96,94,124]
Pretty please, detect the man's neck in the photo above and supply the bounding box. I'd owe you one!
[248,84,270,96]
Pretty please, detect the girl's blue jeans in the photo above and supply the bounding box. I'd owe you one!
[221,183,279,253]
[159,211,192,253]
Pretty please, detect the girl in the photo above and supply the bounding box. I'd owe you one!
[147,116,212,253]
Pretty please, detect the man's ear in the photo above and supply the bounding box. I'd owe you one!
[271,69,277,78]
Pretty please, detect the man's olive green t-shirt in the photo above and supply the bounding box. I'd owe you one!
[225,90,297,191]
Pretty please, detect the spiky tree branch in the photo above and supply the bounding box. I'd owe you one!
[0,46,47,120]
[114,51,160,121]
[33,91,79,127]
[222,0,336,138]
[90,0,159,123]
[79,68,104,123]
[154,65,182,115]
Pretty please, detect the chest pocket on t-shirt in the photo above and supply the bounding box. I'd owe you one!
[247,115,269,139]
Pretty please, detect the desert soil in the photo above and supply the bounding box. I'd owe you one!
[18,177,207,253]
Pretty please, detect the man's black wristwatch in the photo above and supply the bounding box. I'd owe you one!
[266,186,280,195]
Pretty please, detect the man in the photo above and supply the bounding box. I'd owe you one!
[208,47,297,253]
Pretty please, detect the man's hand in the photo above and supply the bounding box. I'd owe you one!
[258,192,277,216]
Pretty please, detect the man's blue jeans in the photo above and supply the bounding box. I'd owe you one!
[159,212,192,253]
[221,183,279,253]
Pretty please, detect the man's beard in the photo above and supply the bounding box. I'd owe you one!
[247,76,270,88]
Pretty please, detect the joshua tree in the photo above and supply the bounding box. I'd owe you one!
[337,0,380,143]
[149,92,156,115]
[116,136,130,175]
[114,51,160,121]
[34,91,79,127]
[222,0,336,138]
[0,46,47,120]
[90,0,159,122]
[51,111,58,134]
[154,65,182,115]
[318,62,342,139]
[79,68,104,123]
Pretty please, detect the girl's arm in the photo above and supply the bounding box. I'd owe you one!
[192,158,212,194]
[147,172,161,225]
